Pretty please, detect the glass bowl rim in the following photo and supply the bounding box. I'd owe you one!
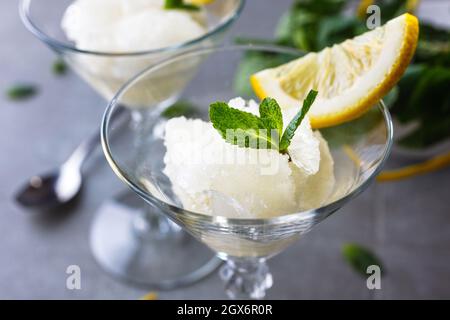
[19,0,246,57]
[101,44,394,226]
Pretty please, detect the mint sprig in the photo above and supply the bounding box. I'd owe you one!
[209,90,318,153]
[164,0,200,11]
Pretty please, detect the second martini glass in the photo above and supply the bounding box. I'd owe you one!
[102,45,394,299]
[20,0,245,288]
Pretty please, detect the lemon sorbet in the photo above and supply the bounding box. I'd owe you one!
[163,97,335,219]
[60,0,209,104]
[62,0,207,52]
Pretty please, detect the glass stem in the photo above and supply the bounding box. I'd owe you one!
[132,205,182,241]
[129,108,183,241]
[131,109,152,146]
[219,257,273,299]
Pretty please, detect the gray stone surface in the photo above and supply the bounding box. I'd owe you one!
[1,0,450,299]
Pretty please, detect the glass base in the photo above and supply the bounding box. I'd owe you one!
[90,190,221,290]
[219,258,273,299]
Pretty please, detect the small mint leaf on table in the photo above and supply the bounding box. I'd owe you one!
[164,0,200,11]
[52,58,67,75]
[162,101,198,119]
[279,89,318,153]
[6,84,38,101]
[342,243,384,277]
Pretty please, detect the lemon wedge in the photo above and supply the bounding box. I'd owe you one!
[251,13,419,129]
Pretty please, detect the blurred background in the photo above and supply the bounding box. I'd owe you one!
[1,0,450,299]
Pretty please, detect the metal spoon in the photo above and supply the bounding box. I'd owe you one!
[15,129,99,209]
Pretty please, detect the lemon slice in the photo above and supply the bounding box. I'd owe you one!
[186,0,215,5]
[251,13,419,129]
[356,0,374,18]
[377,151,450,182]
[140,292,158,300]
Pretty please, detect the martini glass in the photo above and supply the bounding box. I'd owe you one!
[101,45,394,299]
[20,0,245,288]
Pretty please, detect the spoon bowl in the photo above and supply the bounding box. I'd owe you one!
[15,168,82,209]
[14,127,99,209]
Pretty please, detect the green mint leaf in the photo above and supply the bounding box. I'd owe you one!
[209,102,277,150]
[6,84,38,101]
[279,89,317,153]
[164,0,199,11]
[162,101,198,119]
[233,51,293,97]
[294,0,347,15]
[342,243,384,277]
[259,97,283,139]
[317,15,361,50]
[52,58,67,75]
[395,66,450,148]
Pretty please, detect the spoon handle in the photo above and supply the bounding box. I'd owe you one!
[62,107,127,171]
[63,128,100,171]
